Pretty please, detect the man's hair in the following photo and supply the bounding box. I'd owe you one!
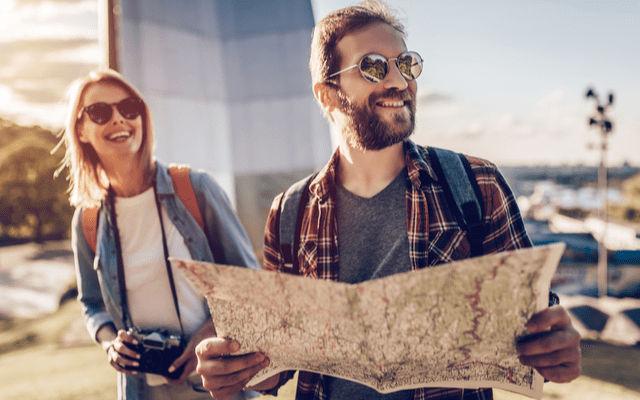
[309,0,406,86]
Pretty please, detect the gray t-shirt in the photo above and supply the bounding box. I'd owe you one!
[325,170,413,400]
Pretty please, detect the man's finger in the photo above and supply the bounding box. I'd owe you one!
[526,306,572,333]
[516,328,580,356]
[197,352,265,376]
[203,359,269,392]
[196,337,240,359]
[519,346,581,368]
[536,362,581,383]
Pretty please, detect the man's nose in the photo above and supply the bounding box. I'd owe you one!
[383,60,409,91]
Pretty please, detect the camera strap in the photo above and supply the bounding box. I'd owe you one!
[108,183,185,337]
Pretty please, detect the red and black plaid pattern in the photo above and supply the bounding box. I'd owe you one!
[263,140,531,400]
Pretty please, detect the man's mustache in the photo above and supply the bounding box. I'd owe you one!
[369,89,413,105]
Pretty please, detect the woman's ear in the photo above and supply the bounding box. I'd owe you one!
[76,120,90,144]
[313,82,340,114]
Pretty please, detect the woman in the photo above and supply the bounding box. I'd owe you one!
[60,69,258,400]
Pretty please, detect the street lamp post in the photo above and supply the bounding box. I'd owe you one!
[585,87,614,298]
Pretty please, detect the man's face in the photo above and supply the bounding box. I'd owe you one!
[332,22,417,151]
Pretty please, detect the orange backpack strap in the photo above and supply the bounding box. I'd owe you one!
[81,207,99,254]
[168,164,205,230]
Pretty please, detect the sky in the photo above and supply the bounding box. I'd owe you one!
[0,0,638,166]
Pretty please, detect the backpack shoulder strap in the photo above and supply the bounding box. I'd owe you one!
[427,147,485,257]
[168,164,205,230]
[81,206,99,254]
[277,172,317,272]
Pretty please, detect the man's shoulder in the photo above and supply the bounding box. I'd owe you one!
[412,143,499,178]
[461,153,498,176]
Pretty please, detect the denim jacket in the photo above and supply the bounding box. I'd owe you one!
[72,162,258,400]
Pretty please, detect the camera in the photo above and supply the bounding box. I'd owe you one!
[124,328,186,379]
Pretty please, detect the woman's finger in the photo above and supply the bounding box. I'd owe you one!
[107,348,139,375]
[117,329,139,345]
[113,339,140,360]
[108,345,140,369]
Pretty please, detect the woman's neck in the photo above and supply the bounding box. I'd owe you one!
[103,158,155,198]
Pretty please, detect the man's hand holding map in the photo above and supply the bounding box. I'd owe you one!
[173,243,575,399]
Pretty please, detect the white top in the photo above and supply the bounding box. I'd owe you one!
[115,187,208,385]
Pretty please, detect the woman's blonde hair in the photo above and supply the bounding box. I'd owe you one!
[57,69,155,209]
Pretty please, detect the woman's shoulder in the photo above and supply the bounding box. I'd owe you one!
[186,167,225,195]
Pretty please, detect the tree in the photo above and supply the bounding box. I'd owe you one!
[0,119,72,243]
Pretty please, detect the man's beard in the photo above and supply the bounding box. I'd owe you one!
[337,88,416,151]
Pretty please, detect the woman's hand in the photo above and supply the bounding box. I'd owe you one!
[103,329,141,375]
[167,321,216,384]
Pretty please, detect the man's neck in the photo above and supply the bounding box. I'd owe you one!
[102,157,155,198]
[337,141,405,198]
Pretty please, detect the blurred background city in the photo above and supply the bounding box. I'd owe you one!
[0,0,638,399]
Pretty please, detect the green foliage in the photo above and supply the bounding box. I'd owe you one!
[0,118,72,242]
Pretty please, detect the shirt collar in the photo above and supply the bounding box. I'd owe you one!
[309,139,438,202]
[154,162,175,195]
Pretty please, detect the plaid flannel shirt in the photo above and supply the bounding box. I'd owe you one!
[262,140,532,400]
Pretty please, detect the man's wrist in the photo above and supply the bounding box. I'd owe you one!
[254,372,290,395]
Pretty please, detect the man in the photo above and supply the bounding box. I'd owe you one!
[195,2,581,399]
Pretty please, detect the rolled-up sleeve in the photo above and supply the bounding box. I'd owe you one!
[71,208,113,342]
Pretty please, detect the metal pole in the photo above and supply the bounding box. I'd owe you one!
[586,87,613,298]
[106,0,120,71]
[597,134,608,297]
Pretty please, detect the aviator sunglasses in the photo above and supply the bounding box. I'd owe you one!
[81,97,144,125]
[329,51,423,83]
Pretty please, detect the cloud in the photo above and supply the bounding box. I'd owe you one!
[412,88,603,165]
[0,0,96,41]
[0,83,68,128]
[15,0,88,5]
[417,92,454,105]
[0,38,98,103]
[0,34,98,127]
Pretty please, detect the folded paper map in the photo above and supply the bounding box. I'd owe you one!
[172,243,564,399]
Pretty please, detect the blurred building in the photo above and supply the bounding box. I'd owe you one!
[102,0,332,250]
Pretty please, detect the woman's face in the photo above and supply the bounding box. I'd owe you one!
[77,81,144,163]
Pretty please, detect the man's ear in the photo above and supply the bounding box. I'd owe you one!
[313,82,340,114]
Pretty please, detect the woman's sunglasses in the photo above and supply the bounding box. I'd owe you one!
[81,97,144,125]
[328,51,423,84]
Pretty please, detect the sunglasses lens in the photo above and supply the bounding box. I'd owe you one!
[117,97,143,119]
[85,103,112,125]
[397,51,423,81]
[360,54,388,83]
